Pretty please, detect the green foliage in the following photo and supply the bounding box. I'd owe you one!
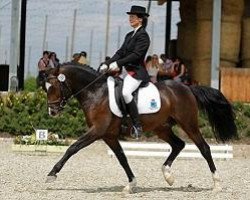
[197,112,213,138]
[13,133,71,146]
[24,76,37,92]
[243,105,250,118]
[233,103,250,138]
[0,89,86,138]
[144,131,154,138]
[196,103,250,139]
[0,90,250,140]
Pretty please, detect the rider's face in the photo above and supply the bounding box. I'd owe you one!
[129,14,142,28]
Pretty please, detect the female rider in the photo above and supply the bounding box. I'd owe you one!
[99,5,150,139]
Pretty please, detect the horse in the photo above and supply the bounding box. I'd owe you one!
[44,63,237,193]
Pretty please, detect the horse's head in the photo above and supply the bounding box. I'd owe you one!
[44,63,106,116]
[44,67,72,116]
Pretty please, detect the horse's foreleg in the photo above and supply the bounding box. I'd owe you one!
[155,126,185,186]
[46,127,98,182]
[104,137,136,193]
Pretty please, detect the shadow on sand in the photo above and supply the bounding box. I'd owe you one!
[46,184,211,193]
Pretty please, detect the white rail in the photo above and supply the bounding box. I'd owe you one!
[107,141,233,159]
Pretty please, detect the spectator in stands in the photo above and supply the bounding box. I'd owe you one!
[48,52,60,68]
[38,51,49,71]
[172,57,191,85]
[160,53,166,64]
[78,51,89,65]
[145,55,152,66]
[71,53,81,64]
[159,53,165,67]
[157,56,173,81]
[37,51,49,88]
[146,54,160,83]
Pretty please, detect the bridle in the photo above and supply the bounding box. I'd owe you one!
[46,75,72,112]
[46,70,108,112]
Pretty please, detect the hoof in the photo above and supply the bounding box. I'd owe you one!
[212,171,222,192]
[122,178,137,194]
[164,173,175,186]
[45,175,57,183]
[212,186,223,193]
[123,185,136,194]
[162,165,175,186]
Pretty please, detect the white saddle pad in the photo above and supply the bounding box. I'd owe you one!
[107,76,161,117]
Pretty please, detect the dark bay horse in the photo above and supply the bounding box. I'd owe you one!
[44,64,237,192]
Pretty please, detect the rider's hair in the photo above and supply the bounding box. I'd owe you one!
[136,14,148,28]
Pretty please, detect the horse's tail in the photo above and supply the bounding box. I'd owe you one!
[189,85,238,142]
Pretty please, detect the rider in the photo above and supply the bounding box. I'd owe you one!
[99,5,150,138]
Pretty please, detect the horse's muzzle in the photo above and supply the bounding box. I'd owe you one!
[48,103,63,116]
[48,106,60,116]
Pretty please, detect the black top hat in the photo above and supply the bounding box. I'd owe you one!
[126,5,149,17]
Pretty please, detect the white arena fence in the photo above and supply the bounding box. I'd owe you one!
[107,141,233,159]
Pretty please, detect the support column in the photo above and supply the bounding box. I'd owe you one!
[42,15,48,52]
[104,0,110,57]
[9,0,21,91]
[211,0,221,89]
[165,0,172,57]
[70,9,77,57]
[19,0,27,90]
[89,29,94,66]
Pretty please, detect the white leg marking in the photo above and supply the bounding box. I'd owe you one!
[123,177,137,194]
[162,165,175,186]
[212,171,222,192]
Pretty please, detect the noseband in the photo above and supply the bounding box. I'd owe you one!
[46,75,72,111]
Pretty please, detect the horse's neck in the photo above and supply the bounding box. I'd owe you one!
[75,82,107,111]
[64,66,107,109]
[74,85,107,128]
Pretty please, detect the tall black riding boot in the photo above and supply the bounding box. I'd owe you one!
[126,100,143,139]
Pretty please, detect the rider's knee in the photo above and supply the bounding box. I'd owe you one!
[122,89,133,104]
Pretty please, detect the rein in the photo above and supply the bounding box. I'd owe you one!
[47,69,109,109]
[68,70,108,101]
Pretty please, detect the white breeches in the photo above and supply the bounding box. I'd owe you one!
[122,74,142,104]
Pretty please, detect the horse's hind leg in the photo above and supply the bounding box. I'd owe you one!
[179,121,222,191]
[46,127,99,182]
[104,137,136,193]
[155,125,185,186]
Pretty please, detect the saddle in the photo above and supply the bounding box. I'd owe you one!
[107,76,161,118]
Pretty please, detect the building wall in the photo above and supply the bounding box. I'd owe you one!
[175,0,245,85]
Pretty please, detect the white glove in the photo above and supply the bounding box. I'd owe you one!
[99,64,108,72]
[109,61,119,71]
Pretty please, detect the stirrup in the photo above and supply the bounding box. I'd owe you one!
[130,125,143,139]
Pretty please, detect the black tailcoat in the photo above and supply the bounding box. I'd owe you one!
[105,26,150,83]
